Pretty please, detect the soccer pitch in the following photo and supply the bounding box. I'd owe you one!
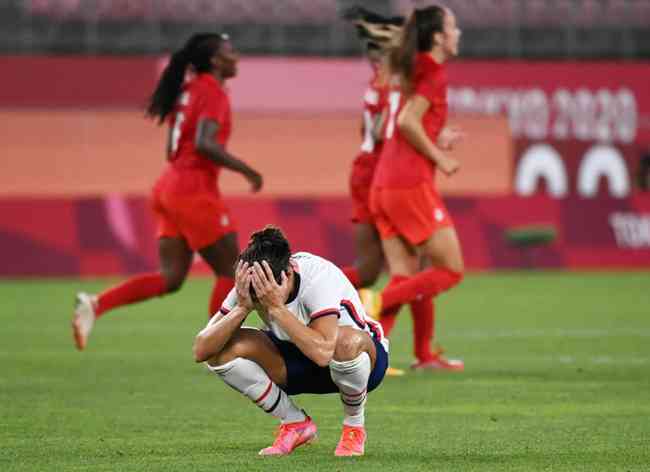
[2,272,649,471]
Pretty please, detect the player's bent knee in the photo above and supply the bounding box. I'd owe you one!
[359,264,382,287]
[449,259,465,275]
[162,274,185,293]
[333,329,367,361]
[205,338,246,367]
[202,328,266,366]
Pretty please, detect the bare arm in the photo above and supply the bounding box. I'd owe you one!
[195,119,263,192]
[193,305,250,362]
[166,126,173,160]
[397,95,459,176]
[192,260,256,362]
[268,307,338,367]
[372,108,388,143]
[250,261,339,367]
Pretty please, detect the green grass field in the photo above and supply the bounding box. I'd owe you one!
[2,272,649,471]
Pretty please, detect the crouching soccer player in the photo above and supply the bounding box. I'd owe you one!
[193,226,389,456]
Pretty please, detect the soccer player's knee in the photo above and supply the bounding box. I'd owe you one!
[452,265,464,284]
[333,330,366,361]
[359,268,380,288]
[206,337,250,367]
[206,346,236,367]
[163,273,185,293]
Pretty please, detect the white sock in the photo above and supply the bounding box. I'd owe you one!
[207,357,306,424]
[329,352,371,427]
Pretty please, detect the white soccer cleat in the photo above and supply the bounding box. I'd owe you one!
[72,292,97,351]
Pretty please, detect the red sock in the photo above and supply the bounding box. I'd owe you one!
[96,273,167,318]
[378,275,407,336]
[381,268,462,312]
[209,277,234,317]
[410,297,435,362]
[341,266,361,289]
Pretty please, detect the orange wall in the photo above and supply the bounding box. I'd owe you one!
[1,110,511,197]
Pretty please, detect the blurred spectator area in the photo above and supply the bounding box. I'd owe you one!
[1,0,649,57]
[25,0,340,23]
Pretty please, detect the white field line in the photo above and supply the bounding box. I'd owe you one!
[447,328,650,339]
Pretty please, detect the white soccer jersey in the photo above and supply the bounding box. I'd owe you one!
[216,252,388,352]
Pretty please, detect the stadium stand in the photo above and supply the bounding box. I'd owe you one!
[2,0,649,57]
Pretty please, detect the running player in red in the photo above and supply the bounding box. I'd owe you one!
[72,33,263,351]
[339,10,408,376]
[362,5,466,371]
[340,41,389,290]
[340,7,402,291]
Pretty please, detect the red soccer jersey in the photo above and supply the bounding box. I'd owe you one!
[358,72,389,159]
[166,73,231,185]
[373,53,448,188]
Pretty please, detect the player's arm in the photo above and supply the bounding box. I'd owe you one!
[165,126,173,160]
[270,307,338,368]
[193,305,250,362]
[193,261,255,362]
[397,95,460,176]
[437,125,465,151]
[251,261,338,367]
[195,119,263,192]
[372,108,388,143]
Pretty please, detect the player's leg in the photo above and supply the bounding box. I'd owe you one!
[417,225,464,273]
[329,327,387,456]
[365,191,464,315]
[381,226,464,309]
[408,226,464,371]
[342,222,384,289]
[100,236,193,310]
[205,328,316,456]
[72,236,192,350]
[372,236,418,332]
[198,232,238,316]
[410,225,464,307]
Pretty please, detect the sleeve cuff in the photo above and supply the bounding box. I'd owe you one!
[309,308,340,321]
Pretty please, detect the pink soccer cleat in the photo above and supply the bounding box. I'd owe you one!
[258,416,318,456]
[334,425,366,457]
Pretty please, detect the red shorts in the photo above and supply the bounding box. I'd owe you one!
[349,153,378,224]
[151,178,236,251]
[370,182,453,245]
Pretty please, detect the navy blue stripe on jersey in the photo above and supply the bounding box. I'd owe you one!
[341,300,366,329]
[310,308,340,321]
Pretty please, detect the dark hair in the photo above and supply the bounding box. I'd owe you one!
[239,226,291,288]
[341,6,404,28]
[146,33,226,124]
[366,41,382,52]
[392,6,446,93]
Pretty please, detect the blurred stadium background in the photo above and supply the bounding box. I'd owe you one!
[3,1,650,470]
[2,0,650,276]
